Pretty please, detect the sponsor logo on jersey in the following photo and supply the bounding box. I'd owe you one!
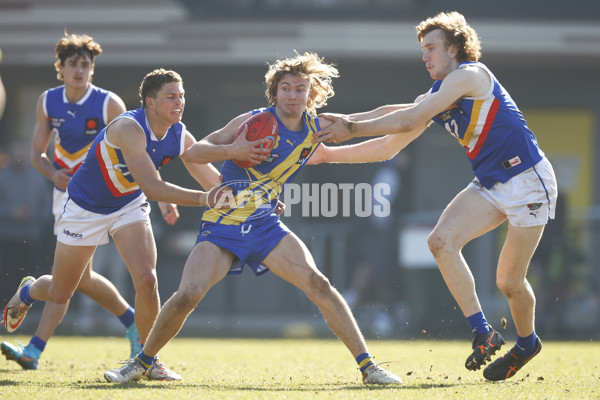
[50,117,66,128]
[263,153,279,163]
[527,203,542,211]
[502,155,522,169]
[85,118,99,135]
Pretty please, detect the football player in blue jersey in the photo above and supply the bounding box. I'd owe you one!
[1,33,144,370]
[3,68,233,380]
[104,52,402,385]
[313,11,557,381]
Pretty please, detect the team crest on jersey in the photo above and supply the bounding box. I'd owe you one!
[85,118,99,135]
[49,117,66,128]
[159,155,174,167]
[296,147,312,164]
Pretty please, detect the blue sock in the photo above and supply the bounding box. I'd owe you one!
[466,311,491,334]
[135,351,156,371]
[19,284,35,306]
[118,307,135,329]
[356,352,374,373]
[29,336,47,352]
[515,332,538,356]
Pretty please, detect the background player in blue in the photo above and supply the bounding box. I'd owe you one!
[1,33,143,370]
[313,12,558,381]
[3,68,234,380]
[104,52,402,385]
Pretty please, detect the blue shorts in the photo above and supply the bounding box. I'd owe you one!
[195,216,291,275]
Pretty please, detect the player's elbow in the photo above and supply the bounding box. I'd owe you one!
[400,118,421,132]
[140,183,165,202]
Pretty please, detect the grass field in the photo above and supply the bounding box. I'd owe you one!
[0,336,598,399]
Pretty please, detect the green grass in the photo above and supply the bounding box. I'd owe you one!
[1,336,598,399]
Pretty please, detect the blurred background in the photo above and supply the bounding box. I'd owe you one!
[0,0,599,342]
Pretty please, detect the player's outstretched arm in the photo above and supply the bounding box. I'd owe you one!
[109,118,213,207]
[308,123,427,165]
[345,103,417,122]
[313,69,478,144]
[180,130,222,190]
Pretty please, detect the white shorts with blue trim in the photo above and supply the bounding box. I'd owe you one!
[57,193,151,246]
[468,157,557,227]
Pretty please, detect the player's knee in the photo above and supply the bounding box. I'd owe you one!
[134,270,158,294]
[307,271,333,299]
[172,289,202,312]
[496,275,521,296]
[427,230,445,258]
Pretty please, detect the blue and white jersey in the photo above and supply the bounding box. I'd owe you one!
[429,62,544,189]
[43,85,111,178]
[202,106,321,225]
[67,107,185,214]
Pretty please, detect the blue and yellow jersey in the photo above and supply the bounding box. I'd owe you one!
[429,62,544,189]
[67,107,184,214]
[203,106,321,225]
[44,85,111,179]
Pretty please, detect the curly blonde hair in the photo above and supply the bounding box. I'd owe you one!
[54,32,103,81]
[264,51,339,115]
[416,11,481,62]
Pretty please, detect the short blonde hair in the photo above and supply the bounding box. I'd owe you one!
[416,11,481,62]
[265,51,339,115]
[54,32,102,81]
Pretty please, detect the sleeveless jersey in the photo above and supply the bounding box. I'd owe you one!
[67,107,185,214]
[202,106,321,225]
[429,62,544,189]
[43,85,111,178]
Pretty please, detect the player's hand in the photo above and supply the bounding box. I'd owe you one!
[312,115,353,144]
[229,124,271,164]
[53,168,73,191]
[158,202,179,225]
[274,200,285,216]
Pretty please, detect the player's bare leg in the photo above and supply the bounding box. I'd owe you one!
[495,224,544,337]
[143,242,233,357]
[265,233,368,356]
[105,242,232,383]
[428,188,507,370]
[428,188,506,317]
[264,233,402,384]
[112,222,159,344]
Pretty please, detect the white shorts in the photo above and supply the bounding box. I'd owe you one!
[52,188,68,235]
[468,157,557,227]
[57,193,151,246]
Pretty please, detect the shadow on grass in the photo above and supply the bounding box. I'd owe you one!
[69,380,462,392]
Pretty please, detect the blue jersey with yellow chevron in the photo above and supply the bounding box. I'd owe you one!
[44,85,111,180]
[67,107,185,214]
[202,106,321,225]
[429,62,544,189]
